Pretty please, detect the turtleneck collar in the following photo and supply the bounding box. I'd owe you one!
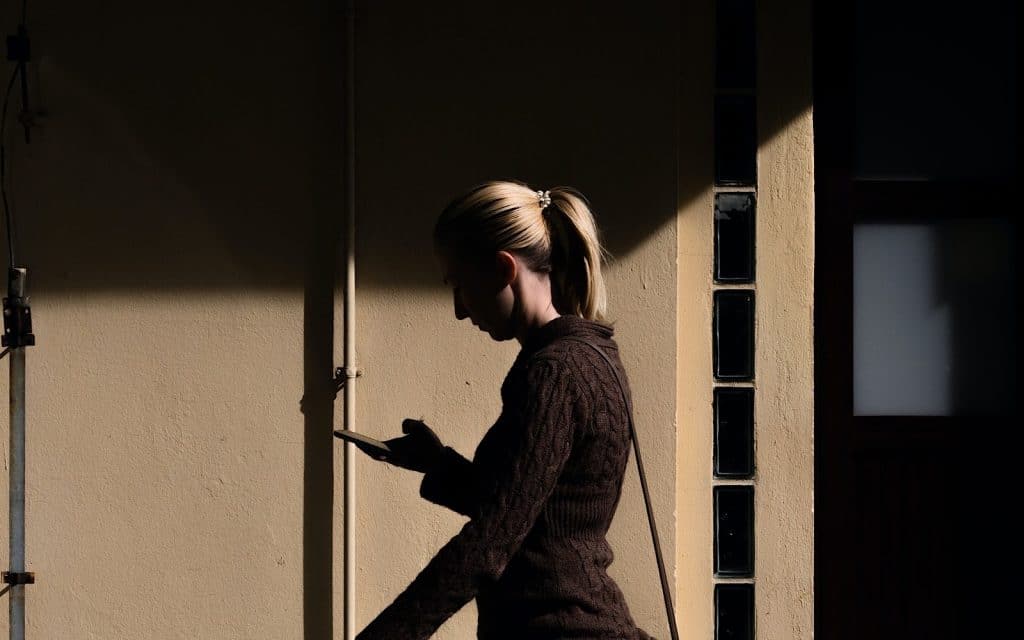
[520,314,615,354]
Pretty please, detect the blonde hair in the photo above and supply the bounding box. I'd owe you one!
[434,179,610,321]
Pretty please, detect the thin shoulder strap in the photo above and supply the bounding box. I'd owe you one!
[563,337,680,640]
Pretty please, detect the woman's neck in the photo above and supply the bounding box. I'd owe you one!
[512,272,561,345]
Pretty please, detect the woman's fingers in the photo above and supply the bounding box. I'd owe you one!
[402,418,425,435]
[403,419,440,448]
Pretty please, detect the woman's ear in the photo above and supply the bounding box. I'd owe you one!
[494,250,518,287]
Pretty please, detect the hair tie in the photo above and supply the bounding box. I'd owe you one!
[536,189,552,210]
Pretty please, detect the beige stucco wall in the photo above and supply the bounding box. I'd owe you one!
[0,1,812,638]
[1,1,346,637]
[754,1,815,636]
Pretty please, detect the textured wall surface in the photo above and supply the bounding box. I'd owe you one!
[7,294,310,638]
[755,0,815,636]
[0,1,681,638]
[0,1,812,638]
[1,1,346,637]
[675,1,716,636]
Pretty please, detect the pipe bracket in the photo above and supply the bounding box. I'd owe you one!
[2,572,35,585]
[333,366,363,388]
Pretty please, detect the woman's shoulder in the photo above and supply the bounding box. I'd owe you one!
[508,315,625,391]
[525,333,624,390]
[528,335,616,362]
[523,315,618,356]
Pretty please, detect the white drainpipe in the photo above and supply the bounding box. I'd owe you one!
[343,0,358,638]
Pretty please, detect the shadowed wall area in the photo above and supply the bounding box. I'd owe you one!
[11,1,346,292]
[12,0,684,294]
[8,0,808,295]
[0,0,814,638]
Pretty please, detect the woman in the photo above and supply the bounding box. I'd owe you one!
[357,179,656,640]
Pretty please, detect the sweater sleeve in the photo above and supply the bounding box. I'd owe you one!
[418,445,478,518]
[356,359,576,640]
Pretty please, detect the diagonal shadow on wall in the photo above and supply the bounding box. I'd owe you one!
[2,0,810,638]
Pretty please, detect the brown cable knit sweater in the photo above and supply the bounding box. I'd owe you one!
[357,315,657,640]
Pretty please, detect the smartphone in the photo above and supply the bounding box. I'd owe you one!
[333,430,391,459]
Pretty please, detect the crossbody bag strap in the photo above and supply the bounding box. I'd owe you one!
[562,337,680,640]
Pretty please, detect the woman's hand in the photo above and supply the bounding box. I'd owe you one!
[380,418,444,473]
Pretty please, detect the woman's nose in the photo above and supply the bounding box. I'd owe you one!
[453,288,469,320]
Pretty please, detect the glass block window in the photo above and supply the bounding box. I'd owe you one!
[715,192,756,283]
[715,0,756,90]
[714,95,757,186]
[714,290,755,380]
[716,583,755,640]
[714,387,755,478]
[714,485,755,577]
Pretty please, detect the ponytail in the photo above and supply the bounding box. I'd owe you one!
[544,187,609,321]
[434,180,610,322]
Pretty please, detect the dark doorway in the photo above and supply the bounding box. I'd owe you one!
[813,1,1020,638]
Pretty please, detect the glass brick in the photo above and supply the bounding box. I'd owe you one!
[714,290,755,380]
[715,94,757,186]
[714,387,755,478]
[715,0,756,90]
[714,485,754,576]
[715,192,756,283]
[716,583,755,640]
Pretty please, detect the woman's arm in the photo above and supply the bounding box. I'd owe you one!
[357,358,577,640]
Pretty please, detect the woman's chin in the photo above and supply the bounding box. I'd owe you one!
[477,324,508,341]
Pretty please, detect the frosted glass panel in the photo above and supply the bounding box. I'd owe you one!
[854,225,951,414]
[853,219,1017,416]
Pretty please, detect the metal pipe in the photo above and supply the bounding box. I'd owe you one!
[7,268,28,640]
[342,1,358,638]
[8,347,25,640]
